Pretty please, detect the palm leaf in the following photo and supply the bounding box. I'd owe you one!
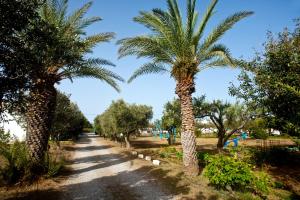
[200,11,253,51]
[128,63,169,83]
[64,66,124,92]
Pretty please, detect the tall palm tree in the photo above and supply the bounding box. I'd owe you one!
[26,0,124,170]
[118,0,253,175]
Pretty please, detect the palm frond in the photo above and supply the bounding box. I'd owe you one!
[85,58,116,67]
[64,66,124,92]
[200,11,253,51]
[63,1,93,34]
[117,36,173,63]
[128,63,169,83]
[78,16,102,30]
[83,33,115,51]
[167,0,183,34]
[186,0,197,41]
[193,0,218,47]
[203,58,240,70]
[200,44,233,64]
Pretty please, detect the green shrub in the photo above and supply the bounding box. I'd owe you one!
[44,153,65,178]
[175,151,183,160]
[204,154,254,190]
[159,147,182,160]
[197,152,209,165]
[0,132,65,184]
[273,181,285,189]
[251,128,268,139]
[0,141,30,184]
[204,154,271,196]
[253,172,270,196]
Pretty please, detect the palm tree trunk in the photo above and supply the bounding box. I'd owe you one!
[176,79,199,176]
[26,82,57,172]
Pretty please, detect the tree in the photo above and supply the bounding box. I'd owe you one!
[230,21,300,137]
[118,0,253,175]
[161,99,181,145]
[0,0,43,118]
[94,100,153,148]
[25,0,124,169]
[51,91,89,141]
[193,96,250,148]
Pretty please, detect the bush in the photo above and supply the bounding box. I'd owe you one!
[44,152,65,178]
[204,154,271,196]
[253,172,270,196]
[249,147,300,166]
[251,128,269,139]
[0,141,30,184]
[0,131,66,184]
[197,152,209,166]
[159,147,182,160]
[204,154,254,190]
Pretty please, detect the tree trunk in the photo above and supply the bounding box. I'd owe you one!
[217,136,225,149]
[124,134,131,149]
[176,79,199,176]
[26,82,57,172]
[168,131,175,145]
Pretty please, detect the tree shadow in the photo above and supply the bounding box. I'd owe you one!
[64,145,113,152]
[3,165,191,200]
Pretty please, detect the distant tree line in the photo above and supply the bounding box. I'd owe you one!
[51,91,92,142]
[94,100,152,148]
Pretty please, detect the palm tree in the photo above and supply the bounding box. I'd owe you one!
[26,0,124,170]
[118,0,253,175]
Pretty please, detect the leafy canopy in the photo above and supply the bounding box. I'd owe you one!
[94,100,153,137]
[118,0,253,83]
[36,0,124,90]
[230,20,300,136]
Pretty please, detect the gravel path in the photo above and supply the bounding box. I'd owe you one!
[59,133,175,200]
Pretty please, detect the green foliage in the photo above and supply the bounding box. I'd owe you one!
[0,128,10,146]
[204,154,271,195]
[94,100,152,141]
[161,98,181,131]
[118,0,252,83]
[159,146,182,160]
[253,171,270,196]
[0,131,65,184]
[32,0,124,90]
[51,91,89,140]
[44,153,65,178]
[204,154,254,190]
[0,140,30,184]
[193,96,251,147]
[273,181,285,189]
[251,128,268,140]
[230,21,300,137]
[197,152,209,165]
[0,0,43,116]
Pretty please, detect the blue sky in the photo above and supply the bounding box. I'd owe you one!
[57,0,300,122]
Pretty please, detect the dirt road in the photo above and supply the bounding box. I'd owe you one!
[60,133,175,200]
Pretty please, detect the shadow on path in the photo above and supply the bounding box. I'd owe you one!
[4,166,191,200]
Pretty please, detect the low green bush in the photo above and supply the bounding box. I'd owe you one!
[204,154,254,190]
[44,153,65,178]
[204,154,270,196]
[251,128,269,139]
[0,140,30,184]
[0,131,66,184]
[159,147,182,160]
[197,152,209,166]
